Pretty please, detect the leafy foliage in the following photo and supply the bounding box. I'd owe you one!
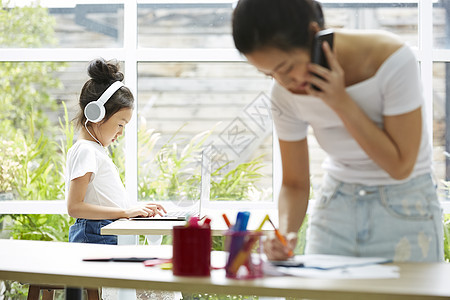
[1,281,28,299]
[138,126,212,201]
[0,0,57,47]
[0,1,64,132]
[0,2,71,296]
[3,214,71,241]
[0,1,67,200]
[210,159,264,201]
[109,122,267,204]
[2,122,63,200]
[444,214,450,262]
[0,0,70,261]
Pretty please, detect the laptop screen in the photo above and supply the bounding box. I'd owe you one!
[131,148,211,221]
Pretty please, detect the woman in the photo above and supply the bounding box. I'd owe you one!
[232,0,444,262]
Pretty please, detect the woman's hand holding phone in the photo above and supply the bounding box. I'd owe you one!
[309,29,333,91]
[307,39,350,111]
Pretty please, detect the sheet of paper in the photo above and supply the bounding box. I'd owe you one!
[277,264,399,279]
[264,254,398,279]
[294,254,392,269]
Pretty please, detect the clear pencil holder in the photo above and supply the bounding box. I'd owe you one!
[224,230,263,279]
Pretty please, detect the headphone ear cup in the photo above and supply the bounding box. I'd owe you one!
[84,101,106,123]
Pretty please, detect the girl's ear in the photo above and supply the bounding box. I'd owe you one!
[93,120,104,128]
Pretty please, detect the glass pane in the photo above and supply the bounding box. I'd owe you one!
[323,2,418,46]
[137,62,273,203]
[137,2,419,49]
[0,61,129,201]
[433,62,450,200]
[434,1,450,49]
[0,61,81,200]
[0,3,123,48]
[138,3,234,48]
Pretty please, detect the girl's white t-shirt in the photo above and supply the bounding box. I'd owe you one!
[65,139,129,209]
[271,45,432,186]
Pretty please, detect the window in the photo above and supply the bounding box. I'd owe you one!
[0,0,449,214]
[137,2,234,48]
[434,2,450,206]
[136,62,273,204]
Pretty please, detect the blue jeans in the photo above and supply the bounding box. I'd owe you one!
[69,219,117,245]
[305,173,444,262]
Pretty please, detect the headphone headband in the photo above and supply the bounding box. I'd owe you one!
[96,81,124,105]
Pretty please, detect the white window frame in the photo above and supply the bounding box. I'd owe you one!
[1,0,450,214]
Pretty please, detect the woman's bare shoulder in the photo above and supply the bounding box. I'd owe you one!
[341,30,403,60]
[336,30,404,84]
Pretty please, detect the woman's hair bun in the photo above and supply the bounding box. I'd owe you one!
[87,58,124,84]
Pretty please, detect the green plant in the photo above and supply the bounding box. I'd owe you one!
[0,2,70,297]
[0,0,63,133]
[295,215,308,255]
[0,102,74,202]
[0,105,75,297]
[439,181,450,262]
[210,159,265,201]
[58,101,76,160]
[444,214,450,262]
[2,214,71,241]
[109,121,268,204]
[7,121,63,200]
[0,0,67,200]
[0,104,75,243]
[0,136,22,194]
[1,281,28,299]
[138,126,213,201]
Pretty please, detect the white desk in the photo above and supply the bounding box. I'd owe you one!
[1,239,450,300]
[101,210,278,236]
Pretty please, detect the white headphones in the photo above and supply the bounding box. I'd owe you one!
[84,81,124,123]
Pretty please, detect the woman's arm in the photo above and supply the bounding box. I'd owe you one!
[278,138,310,234]
[307,42,421,180]
[335,100,420,180]
[67,173,165,219]
[264,138,310,260]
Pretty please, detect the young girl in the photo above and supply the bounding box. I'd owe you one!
[232,0,444,262]
[66,58,166,245]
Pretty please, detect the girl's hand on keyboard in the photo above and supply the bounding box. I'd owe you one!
[125,203,167,218]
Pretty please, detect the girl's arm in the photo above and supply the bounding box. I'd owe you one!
[307,42,421,180]
[67,173,166,219]
[264,138,310,260]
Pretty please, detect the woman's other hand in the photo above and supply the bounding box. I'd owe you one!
[263,231,297,261]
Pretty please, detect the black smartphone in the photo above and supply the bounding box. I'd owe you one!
[310,29,334,91]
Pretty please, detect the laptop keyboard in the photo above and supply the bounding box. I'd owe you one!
[165,210,198,217]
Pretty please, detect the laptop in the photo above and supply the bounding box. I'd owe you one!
[130,148,211,221]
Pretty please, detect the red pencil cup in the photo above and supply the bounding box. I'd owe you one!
[172,225,211,276]
[224,230,263,279]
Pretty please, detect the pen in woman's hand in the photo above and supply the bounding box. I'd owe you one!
[268,218,294,257]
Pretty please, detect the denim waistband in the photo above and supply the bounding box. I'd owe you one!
[75,218,117,223]
[324,173,434,196]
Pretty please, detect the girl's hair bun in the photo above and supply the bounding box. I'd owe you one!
[87,58,124,84]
